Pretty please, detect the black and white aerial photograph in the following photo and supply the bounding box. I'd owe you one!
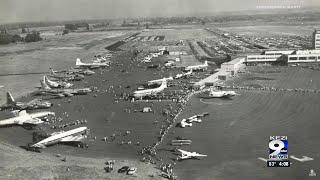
[0,0,319,179]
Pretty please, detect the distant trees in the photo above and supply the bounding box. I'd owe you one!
[0,33,22,44]
[62,29,69,35]
[65,24,77,31]
[65,23,89,31]
[0,30,42,45]
[25,31,42,42]
[21,27,27,33]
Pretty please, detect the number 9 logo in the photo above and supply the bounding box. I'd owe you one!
[269,140,284,156]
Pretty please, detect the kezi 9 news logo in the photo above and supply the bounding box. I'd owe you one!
[269,136,288,159]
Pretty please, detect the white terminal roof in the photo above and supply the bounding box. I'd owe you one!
[294,49,320,55]
[222,57,245,65]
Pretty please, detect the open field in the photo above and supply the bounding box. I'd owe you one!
[218,25,319,36]
[138,28,216,41]
[0,141,163,180]
[0,30,132,105]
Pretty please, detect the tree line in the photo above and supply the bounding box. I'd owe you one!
[0,31,42,45]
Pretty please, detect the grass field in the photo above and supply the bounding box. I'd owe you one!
[139,28,216,41]
[218,25,320,36]
[0,30,131,105]
[227,66,320,90]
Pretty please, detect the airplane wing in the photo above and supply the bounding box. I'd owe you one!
[18,110,28,116]
[194,153,207,157]
[60,134,86,142]
[23,117,43,125]
[27,98,42,105]
[177,149,190,155]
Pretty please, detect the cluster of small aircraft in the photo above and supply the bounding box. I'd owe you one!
[173,112,210,160]
[0,56,110,151]
[132,61,209,99]
[178,112,209,128]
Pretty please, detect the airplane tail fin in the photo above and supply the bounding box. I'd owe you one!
[162,80,168,88]
[44,75,54,85]
[76,58,82,66]
[204,61,208,66]
[40,78,51,90]
[18,110,28,116]
[49,67,56,75]
[6,92,15,105]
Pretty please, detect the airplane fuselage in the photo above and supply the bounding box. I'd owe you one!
[32,127,87,148]
[0,111,54,126]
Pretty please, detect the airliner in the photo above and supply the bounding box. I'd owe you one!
[176,149,208,160]
[31,126,88,148]
[200,89,237,98]
[185,61,208,71]
[147,76,173,86]
[0,110,54,126]
[37,79,91,98]
[0,91,52,110]
[76,58,109,69]
[44,76,73,88]
[175,69,193,79]
[133,80,167,98]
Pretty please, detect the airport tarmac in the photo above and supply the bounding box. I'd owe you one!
[157,66,320,180]
[1,28,320,180]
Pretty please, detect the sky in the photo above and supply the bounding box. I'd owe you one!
[0,0,319,23]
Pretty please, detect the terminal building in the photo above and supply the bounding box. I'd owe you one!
[193,57,245,88]
[246,49,320,64]
[245,30,320,64]
[220,57,245,75]
[312,30,320,50]
[287,49,320,63]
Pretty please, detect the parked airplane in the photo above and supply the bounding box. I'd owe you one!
[176,149,207,160]
[147,76,173,86]
[178,119,193,128]
[185,61,208,71]
[66,68,95,75]
[37,80,92,98]
[0,110,55,127]
[93,56,111,64]
[200,88,237,98]
[76,58,109,69]
[133,80,167,99]
[175,70,193,79]
[0,92,52,111]
[49,68,85,81]
[31,126,88,148]
[44,76,73,88]
[164,61,174,67]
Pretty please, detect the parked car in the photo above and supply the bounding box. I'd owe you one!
[118,166,130,173]
[127,167,137,175]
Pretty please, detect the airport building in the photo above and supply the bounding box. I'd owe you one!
[263,50,295,56]
[194,57,245,89]
[245,54,283,64]
[287,50,320,63]
[220,57,245,75]
[312,30,320,50]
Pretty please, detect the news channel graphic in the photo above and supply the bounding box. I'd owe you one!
[267,136,290,167]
